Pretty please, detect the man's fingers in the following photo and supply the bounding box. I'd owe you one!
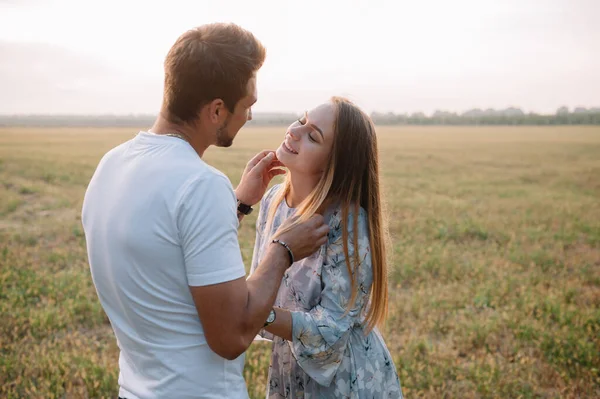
[246,150,273,169]
[308,214,325,226]
[316,224,330,238]
[248,152,275,175]
[268,168,287,179]
[317,236,328,247]
[258,152,275,166]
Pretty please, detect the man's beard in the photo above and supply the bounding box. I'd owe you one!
[215,115,233,147]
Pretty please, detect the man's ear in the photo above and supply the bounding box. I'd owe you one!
[208,99,227,124]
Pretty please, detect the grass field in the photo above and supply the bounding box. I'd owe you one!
[1,125,599,398]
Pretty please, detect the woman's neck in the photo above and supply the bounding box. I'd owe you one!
[286,172,320,208]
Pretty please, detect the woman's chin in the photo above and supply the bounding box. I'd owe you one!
[275,147,290,166]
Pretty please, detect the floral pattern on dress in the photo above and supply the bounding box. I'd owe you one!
[250,184,403,398]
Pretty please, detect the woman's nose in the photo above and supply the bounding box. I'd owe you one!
[288,129,300,140]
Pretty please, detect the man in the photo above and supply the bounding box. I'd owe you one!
[81,23,328,399]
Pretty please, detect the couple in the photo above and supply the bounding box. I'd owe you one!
[81,23,403,398]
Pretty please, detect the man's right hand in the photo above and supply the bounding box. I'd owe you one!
[276,214,329,262]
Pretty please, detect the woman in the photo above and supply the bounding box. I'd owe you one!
[249,97,403,398]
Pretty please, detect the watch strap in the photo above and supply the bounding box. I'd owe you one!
[237,200,253,215]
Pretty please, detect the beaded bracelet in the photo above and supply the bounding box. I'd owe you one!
[272,239,295,265]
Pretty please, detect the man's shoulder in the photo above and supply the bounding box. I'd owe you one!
[186,163,232,192]
[176,164,235,211]
[96,138,133,166]
[202,163,232,186]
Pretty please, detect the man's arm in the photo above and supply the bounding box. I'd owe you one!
[189,215,328,360]
[189,243,289,360]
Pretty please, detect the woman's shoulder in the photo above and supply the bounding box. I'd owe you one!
[327,203,367,225]
[261,183,284,208]
[326,204,368,241]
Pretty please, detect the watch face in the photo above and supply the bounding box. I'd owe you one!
[267,310,276,323]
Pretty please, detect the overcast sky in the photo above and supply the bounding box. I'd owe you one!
[0,0,598,115]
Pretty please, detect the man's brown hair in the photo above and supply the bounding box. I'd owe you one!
[162,23,266,124]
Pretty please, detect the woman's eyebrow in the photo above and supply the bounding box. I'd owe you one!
[304,111,324,139]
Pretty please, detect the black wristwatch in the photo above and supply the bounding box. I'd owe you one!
[237,200,253,215]
[263,309,276,327]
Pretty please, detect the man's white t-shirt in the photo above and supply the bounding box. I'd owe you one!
[81,132,248,399]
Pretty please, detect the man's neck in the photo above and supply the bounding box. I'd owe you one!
[286,172,320,208]
[149,115,211,158]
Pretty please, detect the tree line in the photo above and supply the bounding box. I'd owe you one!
[370,106,600,125]
[1,107,599,127]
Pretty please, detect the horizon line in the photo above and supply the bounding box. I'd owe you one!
[2,106,600,118]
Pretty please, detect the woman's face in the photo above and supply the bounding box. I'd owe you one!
[275,102,336,176]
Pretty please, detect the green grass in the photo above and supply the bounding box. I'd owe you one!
[1,126,599,398]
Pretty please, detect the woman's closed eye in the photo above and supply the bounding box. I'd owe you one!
[297,117,319,143]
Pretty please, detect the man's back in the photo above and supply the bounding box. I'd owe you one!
[82,132,248,399]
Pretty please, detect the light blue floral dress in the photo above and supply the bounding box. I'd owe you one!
[249,185,403,398]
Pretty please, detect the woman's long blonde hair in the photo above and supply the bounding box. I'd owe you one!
[268,96,389,333]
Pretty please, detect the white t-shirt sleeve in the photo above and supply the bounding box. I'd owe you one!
[177,173,246,287]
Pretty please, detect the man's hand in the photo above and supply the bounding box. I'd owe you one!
[235,150,286,206]
[276,214,329,262]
